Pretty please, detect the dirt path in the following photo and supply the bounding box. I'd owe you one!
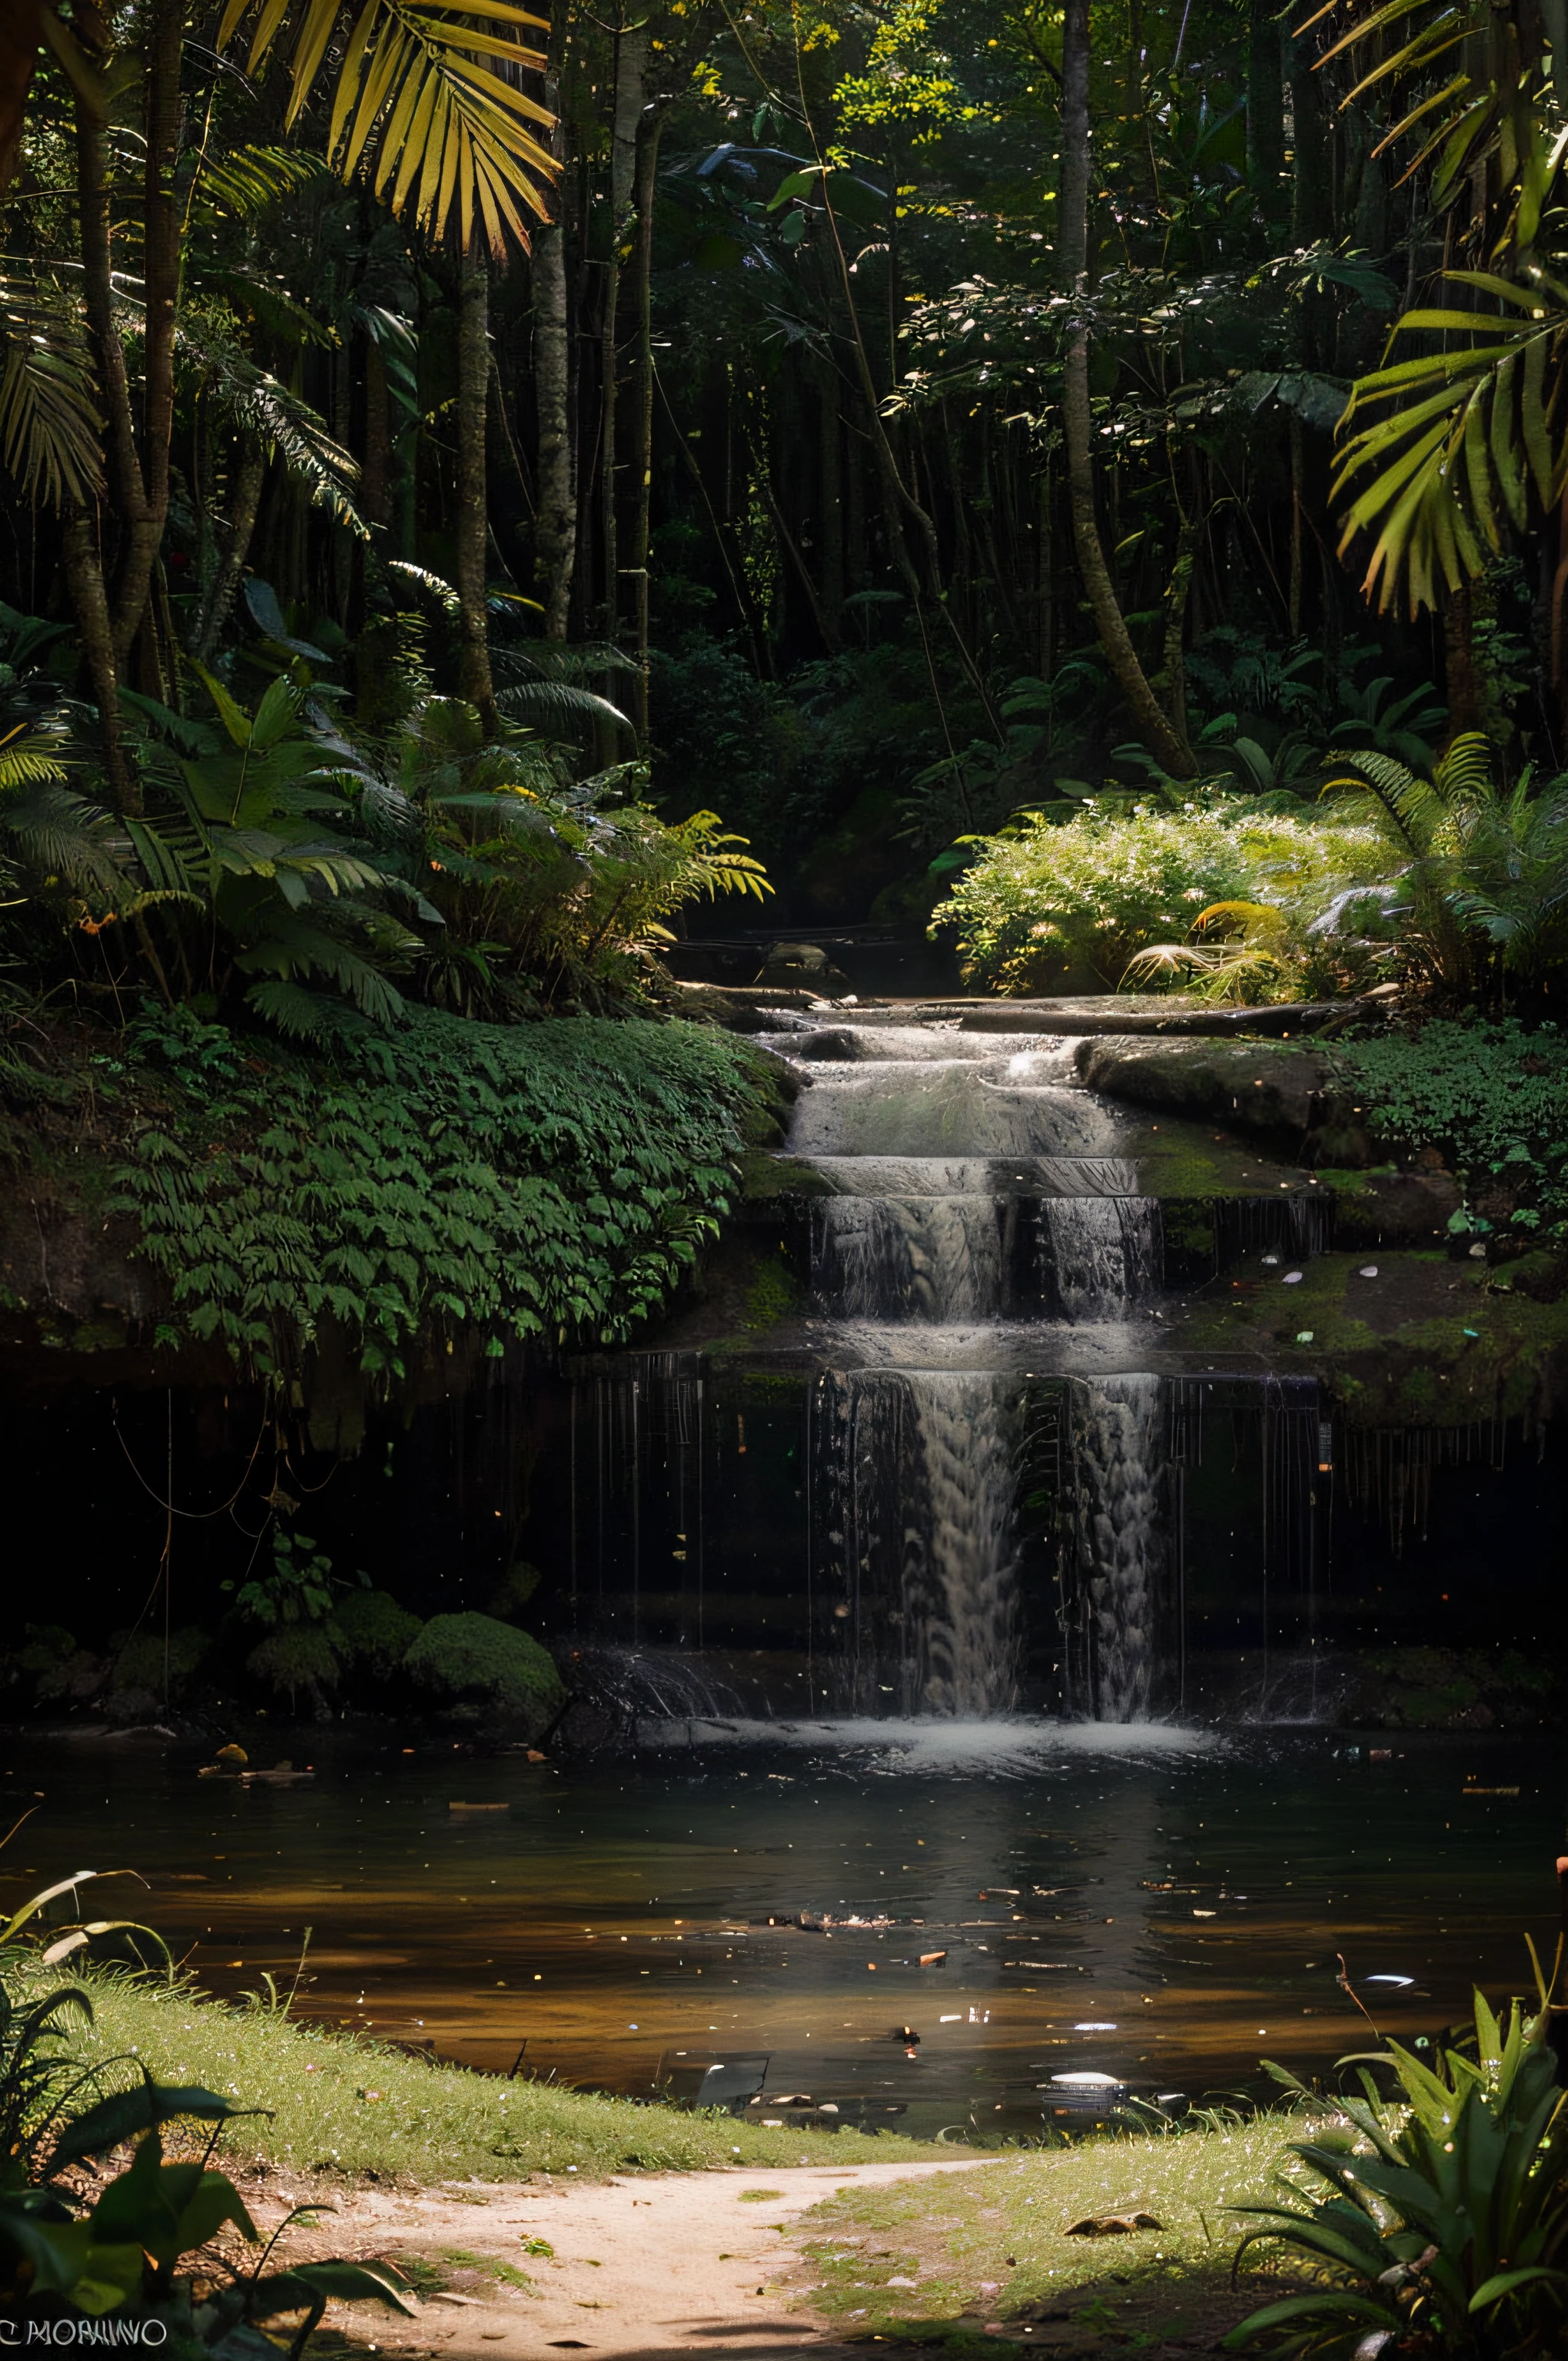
[285,2161,995,2361]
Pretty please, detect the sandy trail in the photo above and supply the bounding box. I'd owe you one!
[287,2160,995,2361]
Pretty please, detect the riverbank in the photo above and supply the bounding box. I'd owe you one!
[65,1968,932,2177]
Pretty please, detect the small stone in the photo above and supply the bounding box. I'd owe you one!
[1358,1265,1378,1277]
[1283,1270,1304,1284]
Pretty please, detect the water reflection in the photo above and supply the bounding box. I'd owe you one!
[0,1725,1553,2140]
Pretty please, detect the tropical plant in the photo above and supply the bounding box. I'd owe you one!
[1121,901,1304,1003]
[1305,0,1568,613]
[1224,1951,1568,2356]
[1324,731,1568,994]
[224,1531,367,1629]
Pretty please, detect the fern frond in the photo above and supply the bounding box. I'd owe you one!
[176,322,365,536]
[0,269,103,511]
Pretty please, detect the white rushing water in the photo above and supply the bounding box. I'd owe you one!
[784,1026,1172,1722]
[1042,1196,1164,1320]
[1067,1374,1168,1720]
[905,1370,1021,1714]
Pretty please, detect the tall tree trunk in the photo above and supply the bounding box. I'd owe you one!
[71,69,137,807]
[817,363,844,644]
[1247,0,1286,227]
[533,0,575,639]
[599,21,649,646]
[629,104,664,740]
[457,247,497,736]
[1060,0,1194,778]
[112,0,183,672]
[1442,581,1482,736]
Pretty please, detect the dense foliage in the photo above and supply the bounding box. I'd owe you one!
[1334,1020,1568,1242]
[932,802,1393,995]
[1228,1967,1568,2357]
[102,1001,769,1372]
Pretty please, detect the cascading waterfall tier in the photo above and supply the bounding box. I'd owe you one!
[563,1014,1327,1731]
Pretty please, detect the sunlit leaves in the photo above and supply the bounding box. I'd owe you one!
[216,0,556,256]
[1330,271,1568,613]
[0,267,102,510]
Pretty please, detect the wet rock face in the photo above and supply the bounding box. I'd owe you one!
[1075,1036,1333,1138]
[1330,1168,1462,1248]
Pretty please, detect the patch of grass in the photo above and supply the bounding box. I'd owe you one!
[789,2118,1305,2339]
[441,2249,535,2290]
[739,2188,785,2202]
[60,1968,935,2182]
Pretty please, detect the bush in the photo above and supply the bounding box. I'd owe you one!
[932,801,1393,993]
[245,1626,341,1712]
[402,1612,565,1735]
[327,1587,423,1676]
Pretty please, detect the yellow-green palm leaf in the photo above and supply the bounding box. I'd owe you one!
[1331,271,1568,613]
[217,0,555,255]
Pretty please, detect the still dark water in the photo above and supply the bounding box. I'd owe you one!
[2,1721,1559,2139]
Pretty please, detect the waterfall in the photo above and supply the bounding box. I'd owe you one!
[1041,1197,1163,1320]
[815,1369,1020,1714]
[906,1373,1021,1714]
[1067,1375,1169,1720]
[812,1196,1005,1321]
[566,1016,1330,1736]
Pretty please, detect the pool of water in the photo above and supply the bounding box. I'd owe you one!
[2,1722,1558,2141]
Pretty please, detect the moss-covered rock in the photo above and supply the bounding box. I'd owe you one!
[246,1626,341,1712]
[326,1588,421,1676]
[1076,1034,1332,1136]
[402,1612,564,1737]
[108,1628,209,1699]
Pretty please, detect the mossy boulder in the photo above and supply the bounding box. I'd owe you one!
[108,1628,209,1697]
[402,1612,565,1737]
[327,1588,422,1676]
[246,1626,341,1713]
[1076,1035,1332,1137]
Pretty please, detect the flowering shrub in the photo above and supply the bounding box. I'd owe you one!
[929,802,1394,994]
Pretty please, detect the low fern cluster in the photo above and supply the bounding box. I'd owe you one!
[1334,1019,1568,1238]
[111,1004,768,1373]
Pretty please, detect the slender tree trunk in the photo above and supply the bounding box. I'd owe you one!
[457,247,497,735]
[363,336,391,530]
[190,443,267,662]
[533,0,575,638]
[61,506,130,802]
[1060,0,1194,777]
[818,363,844,644]
[1442,581,1483,736]
[599,22,649,647]
[112,0,183,672]
[1247,0,1286,227]
[1289,22,1334,247]
[629,104,664,739]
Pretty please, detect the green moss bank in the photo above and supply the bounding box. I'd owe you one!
[1,1004,776,1384]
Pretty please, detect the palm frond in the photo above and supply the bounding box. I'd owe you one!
[218,0,556,257]
[495,679,632,733]
[188,142,337,221]
[1331,272,1568,614]
[0,268,103,511]
[176,322,366,536]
